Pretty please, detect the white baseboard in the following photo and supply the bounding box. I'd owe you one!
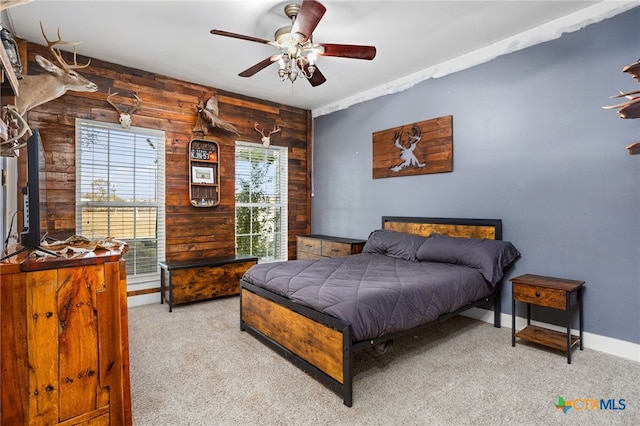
[126,291,639,363]
[127,291,161,307]
[462,307,640,363]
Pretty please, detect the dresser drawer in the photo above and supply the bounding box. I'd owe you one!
[296,235,366,260]
[297,237,321,256]
[321,241,351,257]
[512,283,568,310]
[297,251,324,260]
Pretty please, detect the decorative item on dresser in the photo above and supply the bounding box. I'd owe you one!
[241,216,521,406]
[159,255,258,312]
[0,247,131,425]
[296,234,366,259]
[511,273,585,364]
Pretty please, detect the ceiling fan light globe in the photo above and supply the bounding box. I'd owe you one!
[289,70,298,82]
[307,52,317,65]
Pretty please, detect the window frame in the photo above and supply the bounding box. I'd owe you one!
[235,141,288,263]
[75,119,165,286]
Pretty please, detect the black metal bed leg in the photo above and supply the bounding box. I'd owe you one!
[493,293,501,328]
[342,325,353,407]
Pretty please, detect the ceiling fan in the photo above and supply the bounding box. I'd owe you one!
[210,0,376,87]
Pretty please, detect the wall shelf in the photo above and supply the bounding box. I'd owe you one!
[189,139,220,207]
[0,42,19,97]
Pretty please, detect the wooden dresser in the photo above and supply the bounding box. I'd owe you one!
[1,248,131,425]
[296,235,366,260]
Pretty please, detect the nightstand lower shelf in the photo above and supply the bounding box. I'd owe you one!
[515,325,580,352]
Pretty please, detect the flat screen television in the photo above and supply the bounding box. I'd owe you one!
[20,129,50,248]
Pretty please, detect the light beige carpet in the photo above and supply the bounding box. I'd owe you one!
[128,297,639,425]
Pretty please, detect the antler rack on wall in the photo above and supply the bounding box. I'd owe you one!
[603,60,640,155]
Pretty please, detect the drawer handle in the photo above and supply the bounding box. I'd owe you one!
[535,291,540,297]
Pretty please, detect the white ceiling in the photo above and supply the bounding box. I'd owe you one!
[3,1,639,116]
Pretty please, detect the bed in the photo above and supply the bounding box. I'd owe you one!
[239,216,520,406]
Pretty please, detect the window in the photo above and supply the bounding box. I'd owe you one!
[76,120,165,282]
[235,142,288,262]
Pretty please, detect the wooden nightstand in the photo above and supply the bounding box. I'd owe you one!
[296,235,366,260]
[511,274,585,363]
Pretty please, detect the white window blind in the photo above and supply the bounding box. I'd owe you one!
[76,119,165,280]
[235,142,288,262]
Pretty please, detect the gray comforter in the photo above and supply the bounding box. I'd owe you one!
[241,253,492,341]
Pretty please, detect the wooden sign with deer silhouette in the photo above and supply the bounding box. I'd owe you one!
[372,115,453,179]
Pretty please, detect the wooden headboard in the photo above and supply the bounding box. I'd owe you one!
[382,216,502,240]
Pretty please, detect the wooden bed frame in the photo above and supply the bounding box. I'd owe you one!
[239,216,504,407]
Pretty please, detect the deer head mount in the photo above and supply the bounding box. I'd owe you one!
[254,122,281,148]
[1,22,98,156]
[107,89,142,129]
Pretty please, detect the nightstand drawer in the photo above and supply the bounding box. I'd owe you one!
[297,237,322,256]
[322,241,351,257]
[512,283,567,310]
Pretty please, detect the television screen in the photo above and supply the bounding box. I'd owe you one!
[20,129,49,248]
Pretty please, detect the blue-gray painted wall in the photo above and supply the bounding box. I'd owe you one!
[312,8,640,344]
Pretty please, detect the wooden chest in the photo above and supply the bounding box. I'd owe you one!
[296,235,366,260]
[160,255,258,311]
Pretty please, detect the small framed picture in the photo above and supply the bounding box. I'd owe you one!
[192,166,214,184]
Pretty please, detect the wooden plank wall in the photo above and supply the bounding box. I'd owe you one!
[17,42,312,261]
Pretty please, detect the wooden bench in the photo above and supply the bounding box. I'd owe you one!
[159,255,258,312]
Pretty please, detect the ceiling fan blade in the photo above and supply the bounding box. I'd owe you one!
[307,65,327,87]
[291,0,326,42]
[210,29,272,45]
[319,43,377,60]
[239,56,278,77]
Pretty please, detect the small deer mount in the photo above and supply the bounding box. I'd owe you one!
[254,122,281,148]
[107,89,142,129]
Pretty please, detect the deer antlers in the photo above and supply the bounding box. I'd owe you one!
[107,89,142,129]
[39,21,91,70]
[254,122,281,147]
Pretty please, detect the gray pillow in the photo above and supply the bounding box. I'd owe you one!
[362,230,428,261]
[416,233,520,285]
